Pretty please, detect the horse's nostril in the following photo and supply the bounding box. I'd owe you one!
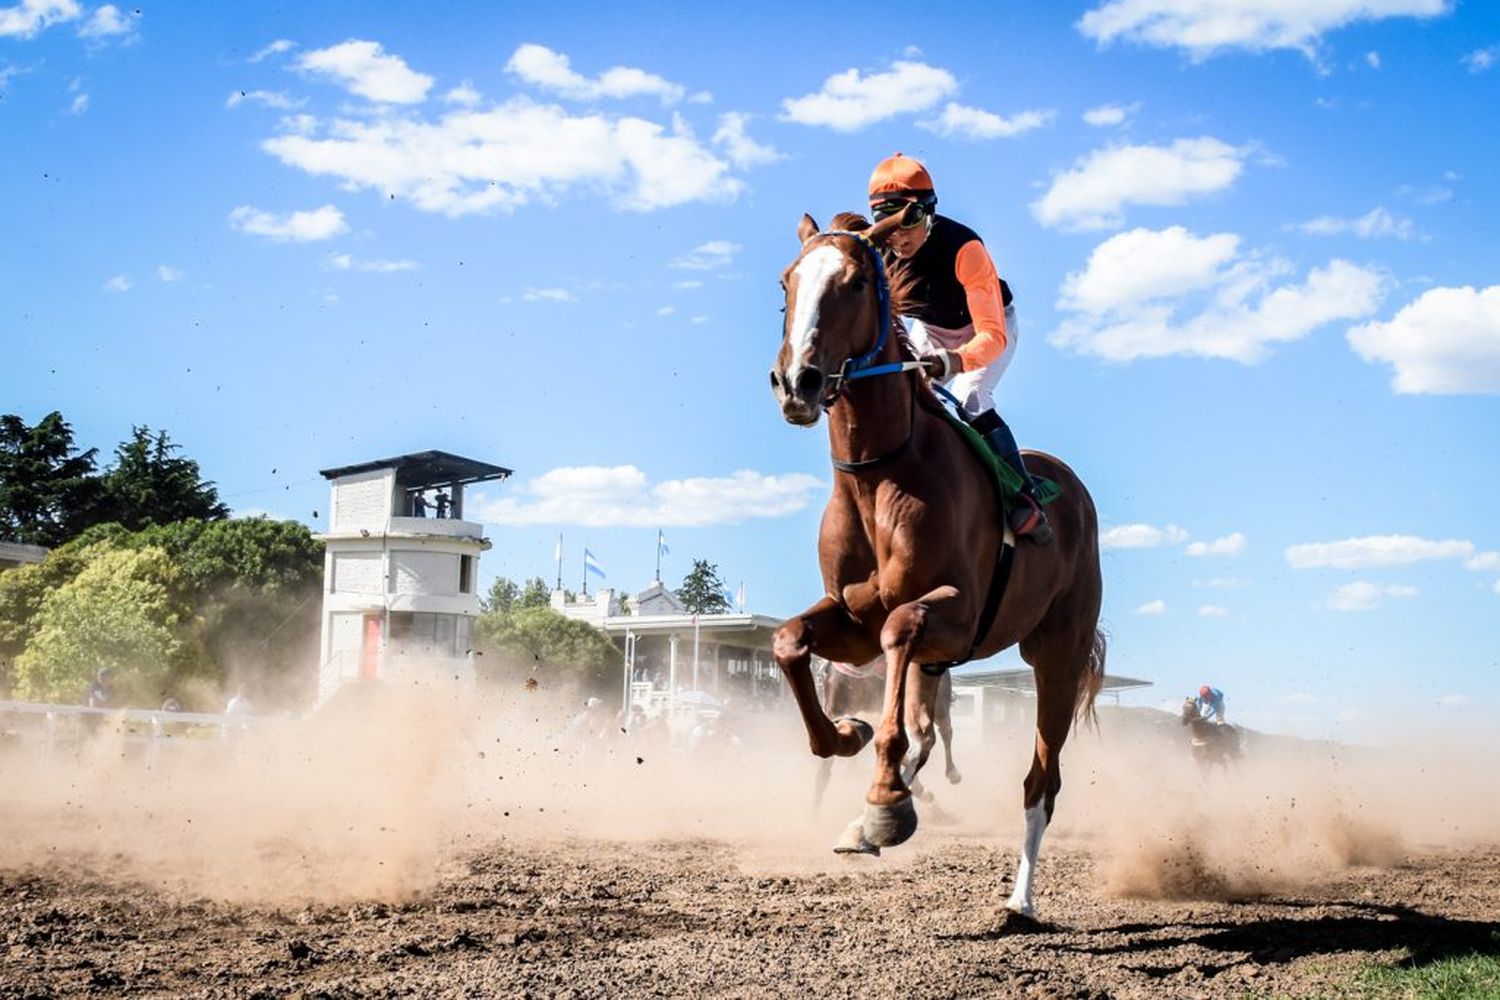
[770,369,783,393]
[795,368,825,398]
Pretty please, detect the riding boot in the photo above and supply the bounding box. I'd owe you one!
[971,409,1053,545]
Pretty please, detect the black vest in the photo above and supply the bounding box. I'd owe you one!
[885,215,1011,329]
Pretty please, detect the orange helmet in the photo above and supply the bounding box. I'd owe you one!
[868,153,936,206]
[1199,685,1212,698]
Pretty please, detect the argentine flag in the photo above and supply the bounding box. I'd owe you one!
[657,530,670,557]
[584,547,607,579]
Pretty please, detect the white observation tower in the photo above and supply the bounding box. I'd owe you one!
[313,450,511,706]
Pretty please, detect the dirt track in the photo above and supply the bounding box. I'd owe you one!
[3,836,1497,999]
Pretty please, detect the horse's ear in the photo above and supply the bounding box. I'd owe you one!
[866,202,921,246]
[797,214,820,244]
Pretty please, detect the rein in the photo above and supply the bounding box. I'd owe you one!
[810,229,922,472]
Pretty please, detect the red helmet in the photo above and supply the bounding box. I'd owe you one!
[1199,685,1212,698]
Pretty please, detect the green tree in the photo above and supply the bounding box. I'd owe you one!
[482,577,520,614]
[473,605,621,694]
[0,411,105,546]
[14,546,202,705]
[99,426,228,530]
[0,545,93,695]
[676,559,731,614]
[517,576,552,610]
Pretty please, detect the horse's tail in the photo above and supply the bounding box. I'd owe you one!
[1074,626,1108,729]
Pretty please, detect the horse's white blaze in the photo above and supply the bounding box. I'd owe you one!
[1006,801,1049,917]
[786,244,844,368]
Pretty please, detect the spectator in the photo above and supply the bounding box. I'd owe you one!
[411,492,428,517]
[434,491,451,519]
[86,667,113,709]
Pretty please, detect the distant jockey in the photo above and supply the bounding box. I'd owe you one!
[866,153,1051,545]
[1195,685,1227,724]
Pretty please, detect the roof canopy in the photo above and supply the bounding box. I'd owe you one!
[952,667,1152,693]
[319,450,512,489]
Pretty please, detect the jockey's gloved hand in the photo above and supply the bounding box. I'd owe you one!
[922,350,959,380]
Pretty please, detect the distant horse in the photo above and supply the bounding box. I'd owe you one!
[1180,697,1242,772]
[814,658,961,811]
[769,209,1106,920]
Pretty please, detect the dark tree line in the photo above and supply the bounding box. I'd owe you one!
[0,411,227,548]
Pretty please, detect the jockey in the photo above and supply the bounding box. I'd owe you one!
[867,153,1051,544]
[1195,685,1227,724]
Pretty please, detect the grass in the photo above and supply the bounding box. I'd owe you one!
[1348,949,1500,999]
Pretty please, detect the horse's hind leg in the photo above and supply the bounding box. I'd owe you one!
[937,670,962,785]
[900,661,939,792]
[1006,625,1103,919]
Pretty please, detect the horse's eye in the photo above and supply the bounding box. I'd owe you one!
[851,275,867,293]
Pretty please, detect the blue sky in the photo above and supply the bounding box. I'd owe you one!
[3,0,1497,740]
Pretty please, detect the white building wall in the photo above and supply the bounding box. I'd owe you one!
[391,550,459,596]
[332,470,394,533]
[331,552,384,595]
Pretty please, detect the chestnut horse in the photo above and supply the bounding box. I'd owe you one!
[769,209,1106,920]
[814,658,961,811]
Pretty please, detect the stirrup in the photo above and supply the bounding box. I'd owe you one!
[1010,496,1053,545]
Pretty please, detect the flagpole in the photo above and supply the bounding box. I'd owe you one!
[581,547,587,598]
[555,533,563,592]
[655,529,661,583]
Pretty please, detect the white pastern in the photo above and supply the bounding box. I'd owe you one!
[787,245,844,366]
[1006,801,1049,917]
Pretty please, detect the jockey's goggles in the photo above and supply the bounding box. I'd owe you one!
[871,198,933,228]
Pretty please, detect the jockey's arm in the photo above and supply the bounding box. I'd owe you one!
[949,240,1009,374]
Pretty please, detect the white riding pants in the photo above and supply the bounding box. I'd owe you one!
[901,304,1019,416]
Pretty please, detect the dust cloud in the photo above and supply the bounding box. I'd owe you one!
[1,678,1496,907]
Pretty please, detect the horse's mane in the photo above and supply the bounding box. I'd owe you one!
[829,211,946,418]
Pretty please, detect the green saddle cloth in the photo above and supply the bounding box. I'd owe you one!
[936,406,1062,508]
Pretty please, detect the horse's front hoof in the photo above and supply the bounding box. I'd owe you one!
[834,716,874,753]
[833,818,881,856]
[863,796,918,847]
[946,766,963,785]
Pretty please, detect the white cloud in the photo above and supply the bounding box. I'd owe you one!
[712,112,784,168]
[1296,206,1414,239]
[672,280,703,290]
[1134,599,1167,615]
[1436,693,1468,706]
[228,204,348,242]
[1464,551,1500,572]
[1032,137,1249,231]
[261,97,742,216]
[918,102,1054,140]
[1326,581,1417,612]
[690,315,708,324]
[657,305,675,316]
[327,252,419,273]
[1285,534,1474,569]
[505,43,685,104]
[472,465,825,527]
[296,39,433,105]
[1494,579,1500,596]
[0,0,79,39]
[1347,285,1500,394]
[1082,101,1140,127]
[1197,604,1229,618]
[1051,226,1386,363]
[443,81,481,107]
[521,287,575,303]
[1076,0,1449,61]
[67,90,87,114]
[781,60,956,132]
[155,264,182,282]
[1462,46,1497,73]
[1059,226,1240,314]
[1100,522,1188,549]
[671,240,739,271]
[1186,532,1247,557]
[78,3,129,39]
[226,89,304,110]
[101,273,130,292]
[1365,50,1381,69]
[249,38,294,63]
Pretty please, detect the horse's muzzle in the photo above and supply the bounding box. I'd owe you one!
[771,365,825,426]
